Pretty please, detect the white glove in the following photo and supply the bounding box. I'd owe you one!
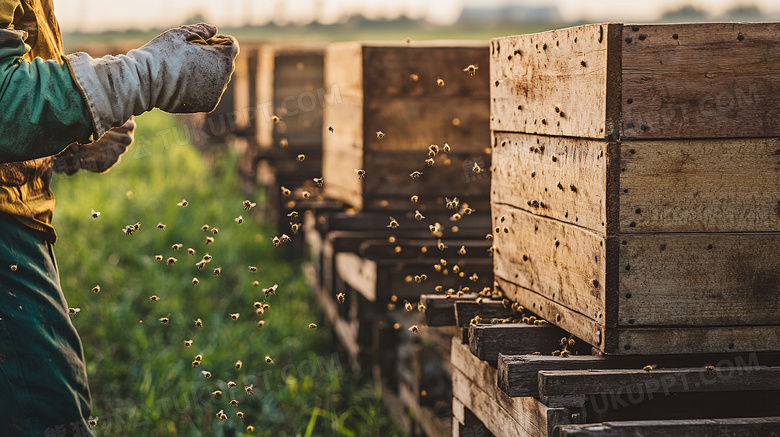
[66,23,239,138]
[52,118,136,175]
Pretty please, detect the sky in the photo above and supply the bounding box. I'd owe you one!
[53,0,780,33]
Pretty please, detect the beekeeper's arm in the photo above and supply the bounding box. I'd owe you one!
[0,22,239,165]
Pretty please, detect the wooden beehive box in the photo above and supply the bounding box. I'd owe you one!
[322,41,492,211]
[491,23,780,355]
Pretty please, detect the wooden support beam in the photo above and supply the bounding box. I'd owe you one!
[469,324,591,365]
[420,294,479,327]
[553,417,780,437]
[539,366,780,409]
[454,301,521,327]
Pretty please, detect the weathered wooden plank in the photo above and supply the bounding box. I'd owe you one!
[452,339,571,436]
[619,139,780,233]
[469,324,590,365]
[621,23,780,140]
[619,233,780,326]
[553,417,780,437]
[612,325,780,356]
[538,366,780,408]
[491,24,621,139]
[454,301,520,328]
[491,132,609,234]
[492,203,606,324]
[420,294,479,327]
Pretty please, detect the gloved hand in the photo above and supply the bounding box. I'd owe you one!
[52,117,136,175]
[66,23,238,139]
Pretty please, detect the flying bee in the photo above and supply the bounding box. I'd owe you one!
[404,301,413,312]
[212,390,222,399]
[409,325,419,333]
[437,240,447,251]
[257,320,265,328]
[264,284,279,297]
[280,138,289,148]
[172,244,183,251]
[472,162,482,173]
[218,412,227,421]
[436,77,444,87]
[313,178,324,187]
[418,303,426,312]
[410,171,423,179]
[211,228,219,235]
[458,246,466,255]
[187,248,196,256]
[90,209,100,219]
[414,275,422,283]
[453,265,460,274]
[252,281,260,287]
[194,318,203,328]
[297,154,306,162]
[192,277,199,286]
[463,207,474,215]
[201,224,210,231]
[235,360,242,369]
[235,216,244,224]
[247,425,255,432]
[355,169,366,180]
[281,186,291,196]
[309,323,318,329]
[229,399,239,407]
[428,149,436,158]
[202,370,212,378]
[196,260,207,269]
[92,285,101,294]
[705,365,715,375]
[287,211,299,220]
[328,125,334,133]
[414,210,425,221]
[192,362,200,370]
[476,296,483,305]
[451,213,462,221]
[446,197,459,210]
[643,365,653,374]
[470,273,479,282]
[435,285,443,292]
[154,255,163,261]
[410,73,418,81]
[177,199,188,207]
[272,236,281,247]
[87,417,98,427]
[194,354,203,362]
[227,381,237,389]
[205,237,215,245]
[376,131,386,140]
[184,339,193,347]
[150,295,160,303]
[159,316,170,325]
[425,158,435,166]
[243,200,257,210]
[122,226,135,236]
[68,307,81,316]
[167,257,177,266]
[301,191,311,200]
[560,350,570,358]
[230,313,239,321]
[211,267,221,276]
[280,234,291,243]
[202,254,212,262]
[387,217,399,229]
[568,339,576,347]
[271,115,280,124]
[337,293,345,304]
[237,412,245,419]
[429,144,439,154]
[265,356,274,364]
[156,222,166,231]
[485,234,493,240]
[463,64,479,76]
[249,266,258,273]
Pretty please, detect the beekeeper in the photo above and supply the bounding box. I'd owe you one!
[0,1,239,435]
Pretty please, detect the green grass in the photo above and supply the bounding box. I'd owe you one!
[51,110,403,437]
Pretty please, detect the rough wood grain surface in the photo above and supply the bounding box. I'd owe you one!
[618,138,780,233]
[553,417,780,437]
[454,301,521,328]
[612,325,780,355]
[538,366,780,408]
[469,324,590,365]
[491,132,610,234]
[451,339,571,436]
[491,24,621,139]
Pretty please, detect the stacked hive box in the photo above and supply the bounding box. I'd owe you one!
[490,23,780,356]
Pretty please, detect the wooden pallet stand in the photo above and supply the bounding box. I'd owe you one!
[490,22,780,356]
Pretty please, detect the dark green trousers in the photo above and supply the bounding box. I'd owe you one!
[0,214,94,437]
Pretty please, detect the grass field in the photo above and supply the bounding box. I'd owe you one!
[51,110,403,436]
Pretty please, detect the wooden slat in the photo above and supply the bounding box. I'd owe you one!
[454,301,519,328]
[491,132,609,234]
[619,138,780,233]
[538,366,780,408]
[621,23,780,140]
[554,417,780,437]
[420,294,479,327]
[469,324,590,365]
[491,23,621,139]
[611,325,780,356]
[619,232,780,326]
[492,203,606,325]
[498,352,780,398]
[451,339,571,437]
